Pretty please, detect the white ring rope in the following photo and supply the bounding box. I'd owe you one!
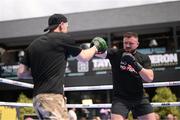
[0,78,33,88]
[0,102,32,107]
[1,78,180,111]
[0,102,180,108]
[1,78,180,91]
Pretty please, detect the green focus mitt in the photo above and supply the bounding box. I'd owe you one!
[90,37,108,53]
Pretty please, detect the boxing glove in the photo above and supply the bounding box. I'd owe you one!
[121,52,143,72]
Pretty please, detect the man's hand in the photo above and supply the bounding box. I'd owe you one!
[121,52,143,72]
[121,52,136,65]
[17,64,32,79]
[90,37,108,53]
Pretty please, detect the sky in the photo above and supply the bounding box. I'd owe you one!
[0,0,179,22]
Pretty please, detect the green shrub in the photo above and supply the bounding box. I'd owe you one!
[152,87,180,119]
[16,93,35,120]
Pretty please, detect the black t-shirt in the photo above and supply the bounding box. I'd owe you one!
[107,49,152,100]
[22,32,82,96]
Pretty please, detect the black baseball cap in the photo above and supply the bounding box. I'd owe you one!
[44,14,68,32]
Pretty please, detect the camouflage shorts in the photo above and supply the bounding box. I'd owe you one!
[33,93,69,120]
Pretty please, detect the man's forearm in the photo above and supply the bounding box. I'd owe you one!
[75,46,97,62]
[139,69,154,82]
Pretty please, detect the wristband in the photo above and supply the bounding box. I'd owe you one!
[132,62,143,72]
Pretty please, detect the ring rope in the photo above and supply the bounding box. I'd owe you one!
[0,78,33,88]
[1,78,180,91]
[0,102,180,108]
[1,78,180,112]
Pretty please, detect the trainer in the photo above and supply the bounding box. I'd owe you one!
[17,13,107,120]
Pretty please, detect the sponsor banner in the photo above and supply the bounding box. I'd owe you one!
[149,53,179,67]
[0,52,180,78]
[64,58,111,77]
[65,52,180,76]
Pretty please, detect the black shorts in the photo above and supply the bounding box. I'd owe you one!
[111,97,153,118]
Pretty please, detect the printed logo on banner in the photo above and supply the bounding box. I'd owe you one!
[1,65,19,77]
[77,61,89,72]
[149,53,178,67]
[92,59,111,71]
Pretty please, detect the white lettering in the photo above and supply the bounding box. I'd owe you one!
[77,61,89,72]
[149,53,178,67]
[92,59,111,70]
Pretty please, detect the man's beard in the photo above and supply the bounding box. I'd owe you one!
[124,48,136,54]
